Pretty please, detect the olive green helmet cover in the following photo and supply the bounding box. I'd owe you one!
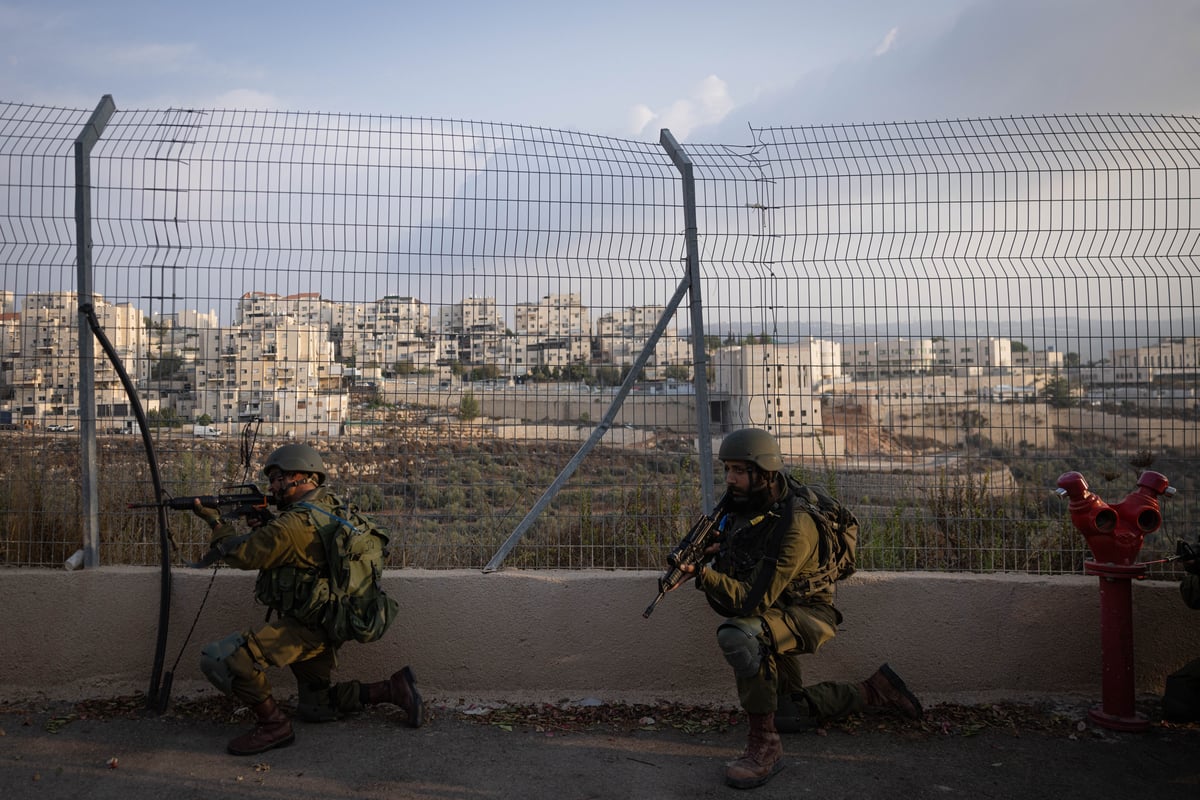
[262,443,327,485]
[718,427,784,472]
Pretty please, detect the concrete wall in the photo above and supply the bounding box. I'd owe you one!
[2,568,1198,707]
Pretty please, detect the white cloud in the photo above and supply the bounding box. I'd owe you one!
[628,103,656,137]
[629,74,735,140]
[874,26,899,56]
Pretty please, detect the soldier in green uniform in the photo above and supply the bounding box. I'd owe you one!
[1162,541,1200,722]
[681,428,923,789]
[193,443,422,756]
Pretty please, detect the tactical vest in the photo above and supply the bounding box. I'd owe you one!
[707,481,833,617]
[254,560,329,628]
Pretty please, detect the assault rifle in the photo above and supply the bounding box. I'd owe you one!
[1178,539,1199,562]
[129,483,274,527]
[643,495,728,619]
[1178,539,1200,574]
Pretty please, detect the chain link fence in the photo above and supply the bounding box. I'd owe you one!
[1,100,1196,574]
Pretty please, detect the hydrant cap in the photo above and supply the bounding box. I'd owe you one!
[1056,472,1088,496]
[1136,471,1169,495]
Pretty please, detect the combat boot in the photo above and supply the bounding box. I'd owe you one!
[858,663,924,720]
[363,665,424,728]
[227,697,295,756]
[724,712,784,789]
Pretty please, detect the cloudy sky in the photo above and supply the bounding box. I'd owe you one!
[3,0,1199,142]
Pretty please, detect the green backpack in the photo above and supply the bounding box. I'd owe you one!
[299,498,399,644]
[716,477,859,616]
[784,475,859,597]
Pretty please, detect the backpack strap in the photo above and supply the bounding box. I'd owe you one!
[295,500,363,536]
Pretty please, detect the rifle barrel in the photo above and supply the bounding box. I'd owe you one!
[642,591,666,619]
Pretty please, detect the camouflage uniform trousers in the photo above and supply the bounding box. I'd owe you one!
[222,615,368,722]
[730,602,865,728]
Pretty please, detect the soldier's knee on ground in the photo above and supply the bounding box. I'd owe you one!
[296,684,340,722]
[200,633,256,696]
[775,692,819,733]
[717,618,767,678]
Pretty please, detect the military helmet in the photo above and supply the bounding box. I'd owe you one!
[262,443,327,485]
[718,428,784,473]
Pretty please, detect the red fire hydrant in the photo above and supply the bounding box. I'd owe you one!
[1056,470,1175,731]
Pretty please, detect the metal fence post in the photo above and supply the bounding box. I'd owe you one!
[73,94,116,568]
[659,128,715,512]
[481,129,718,572]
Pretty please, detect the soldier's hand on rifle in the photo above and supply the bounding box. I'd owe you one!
[192,498,223,530]
[677,542,720,578]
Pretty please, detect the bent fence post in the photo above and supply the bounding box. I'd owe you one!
[483,129,714,572]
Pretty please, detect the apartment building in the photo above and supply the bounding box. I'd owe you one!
[514,293,591,369]
[1111,338,1200,380]
[193,317,344,432]
[711,343,826,436]
[593,305,690,380]
[4,291,147,425]
[2,285,1184,432]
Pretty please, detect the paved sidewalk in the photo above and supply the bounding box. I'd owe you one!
[1,694,1197,799]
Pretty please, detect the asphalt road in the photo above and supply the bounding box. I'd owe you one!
[2,696,1197,800]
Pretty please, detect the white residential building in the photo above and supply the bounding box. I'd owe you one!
[593,305,691,379]
[712,343,823,436]
[514,293,591,368]
[11,292,147,425]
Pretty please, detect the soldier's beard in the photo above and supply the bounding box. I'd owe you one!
[729,481,774,513]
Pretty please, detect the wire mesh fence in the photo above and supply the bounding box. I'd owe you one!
[1,100,1196,575]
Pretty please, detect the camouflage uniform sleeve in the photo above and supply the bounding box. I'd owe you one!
[1181,573,1200,610]
[695,510,821,616]
[221,508,323,571]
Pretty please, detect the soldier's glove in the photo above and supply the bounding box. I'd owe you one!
[192,499,223,529]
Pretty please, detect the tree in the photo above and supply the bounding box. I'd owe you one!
[151,351,184,380]
[561,363,590,382]
[664,364,691,381]
[1064,352,1080,368]
[1011,341,1029,353]
[620,364,646,383]
[1041,377,1076,408]
[468,364,501,382]
[459,391,479,421]
[593,365,621,386]
[958,409,987,436]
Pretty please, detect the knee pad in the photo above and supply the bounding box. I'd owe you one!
[717,617,766,678]
[199,632,250,696]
